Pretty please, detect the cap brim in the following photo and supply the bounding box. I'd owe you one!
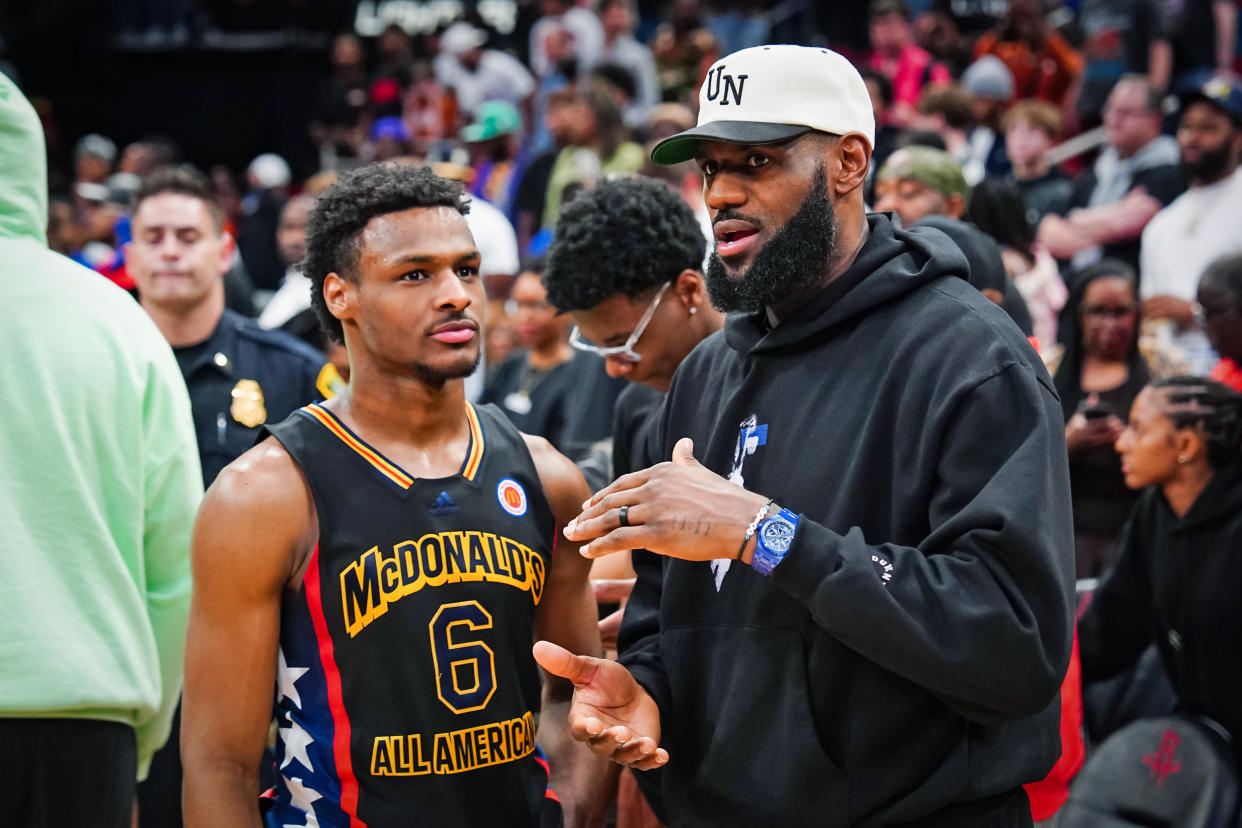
[459,124,493,143]
[1181,90,1242,124]
[650,122,812,165]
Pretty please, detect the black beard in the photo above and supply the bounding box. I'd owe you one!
[705,167,837,314]
[409,348,481,388]
[1181,140,1235,183]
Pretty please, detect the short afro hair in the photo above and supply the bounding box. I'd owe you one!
[303,162,469,344]
[542,176,705,311]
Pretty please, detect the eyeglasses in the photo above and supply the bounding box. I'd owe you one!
[569,282,671,364]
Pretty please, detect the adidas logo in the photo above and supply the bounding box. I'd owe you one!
[429,491,460,517]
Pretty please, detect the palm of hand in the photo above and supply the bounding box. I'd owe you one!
[571,658,661,742]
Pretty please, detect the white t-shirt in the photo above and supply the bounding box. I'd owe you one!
[1140,167,1242,373]
[434,49,535,116]
[257,267,312,330]
[464,196,520,280]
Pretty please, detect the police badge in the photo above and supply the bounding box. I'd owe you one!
[230,379,267,427]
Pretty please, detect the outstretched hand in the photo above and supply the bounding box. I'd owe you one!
[532,641,668,770]
[563,438,771,562]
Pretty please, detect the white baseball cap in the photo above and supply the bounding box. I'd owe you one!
[651,44,875,165]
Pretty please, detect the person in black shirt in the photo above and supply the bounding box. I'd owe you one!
[1052,260,1149,578]
[482,266,625,461]
[538,45,1072,827]
[1037,75,1185,274]
[1079,376,1242,760]
[1003,99,1075,227]
[541,173,722,828]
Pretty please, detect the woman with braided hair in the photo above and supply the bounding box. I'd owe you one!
[1078,376,1242,757]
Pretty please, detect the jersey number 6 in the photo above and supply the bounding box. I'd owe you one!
[429,600,497,714]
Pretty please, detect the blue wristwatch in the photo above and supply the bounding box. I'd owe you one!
[751,508,798,575]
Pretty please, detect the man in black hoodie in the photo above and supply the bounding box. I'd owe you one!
[535,44,1075,827]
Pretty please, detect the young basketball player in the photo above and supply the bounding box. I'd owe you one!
[182,164,603,827]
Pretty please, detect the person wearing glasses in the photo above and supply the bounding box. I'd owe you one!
[481,262,625,463]
[533,45,1074,827]
[541,171,721,828]
[1052,260,1156,578]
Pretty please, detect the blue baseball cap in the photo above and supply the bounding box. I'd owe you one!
[1183,76,1242,125]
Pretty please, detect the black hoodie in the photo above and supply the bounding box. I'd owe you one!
[618,213,1075,827]
[1078,463,1242,760]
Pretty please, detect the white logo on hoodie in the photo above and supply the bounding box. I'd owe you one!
[713,415,768,590]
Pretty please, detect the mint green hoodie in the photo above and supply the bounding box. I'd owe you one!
[0,73,202,779]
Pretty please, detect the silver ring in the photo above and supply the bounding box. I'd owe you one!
[618,506,630,527]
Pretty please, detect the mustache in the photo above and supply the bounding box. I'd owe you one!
[425,309,480,331]
[712,209,763,228]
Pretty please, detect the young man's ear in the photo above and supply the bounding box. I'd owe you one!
[324,272,353,327]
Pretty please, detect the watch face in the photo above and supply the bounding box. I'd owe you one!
[760,517,795,553]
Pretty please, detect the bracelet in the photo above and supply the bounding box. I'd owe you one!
[736,499,776,561]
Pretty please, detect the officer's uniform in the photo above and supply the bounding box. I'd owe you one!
[174,308,338,487]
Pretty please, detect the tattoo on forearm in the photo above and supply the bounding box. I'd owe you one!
[666,517,712,535]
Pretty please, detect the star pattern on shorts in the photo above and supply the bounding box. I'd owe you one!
[279,716,315,774]
[283,775,321,828]
[277,647,309,709]
[710,558,731,591]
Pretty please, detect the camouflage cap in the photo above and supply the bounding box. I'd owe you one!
[876,145,969,200]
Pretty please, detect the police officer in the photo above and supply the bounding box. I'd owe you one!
[125,165,335,827]
[127,166,338,488]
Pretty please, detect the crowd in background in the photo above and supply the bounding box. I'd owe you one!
[6,0,1242,824]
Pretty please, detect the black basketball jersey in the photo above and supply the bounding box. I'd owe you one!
[261,401,562,828]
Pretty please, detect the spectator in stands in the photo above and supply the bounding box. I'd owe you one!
[1004,99,1075,226]
[257,193,315,330]
[310,33,369,166]
[873,146,1036,333]
[972,0,1083,106]
[481,265,623,458]
[592,0,660,130]
[968,177,1068,348]
[1074,0,1170,125]
[1198,253,1242,391]
[859,68,901,179]
[368,115,413,162]
[237,152,291,295]
[1,69,201,828]
[1078,375,1242,762]
[373,23,415,91]
[119,136,180,178]
[539,82,643,231]
[530,0,604,80]
[1140,76,1242,376]
[435,21,536,122]
[462,100,529,221]
[1037,75,1185,273]
[1165,0,1237,96]
[74,133,116,185]
[914,84,976,168]
[1052,260,1148,577]
[869,0,952,127]
[650,0,719,106]
[960,54,1015,183]
[874,144,969,225]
